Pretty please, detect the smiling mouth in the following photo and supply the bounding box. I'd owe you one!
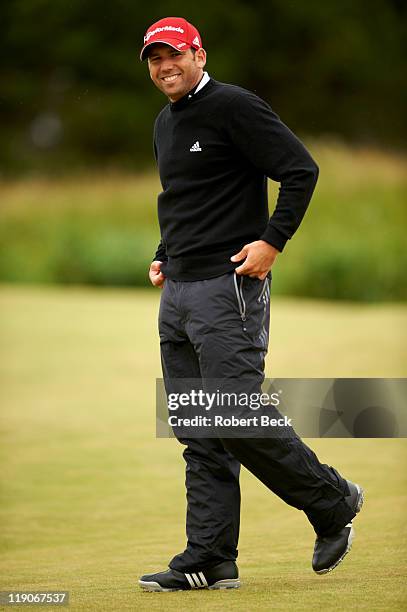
[161,74,181,83]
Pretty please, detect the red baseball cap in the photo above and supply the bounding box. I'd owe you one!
[140,17,202,61]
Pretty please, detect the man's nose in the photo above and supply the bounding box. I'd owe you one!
[160,57,175,72]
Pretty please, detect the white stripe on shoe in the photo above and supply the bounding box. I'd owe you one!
[184,573,196,588]
[185,572,207,588]
[191,573,202,587]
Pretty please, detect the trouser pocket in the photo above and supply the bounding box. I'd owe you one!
[231,272,271,349]
[233,273,270,319]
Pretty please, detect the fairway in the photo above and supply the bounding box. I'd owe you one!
[0,286,406,611]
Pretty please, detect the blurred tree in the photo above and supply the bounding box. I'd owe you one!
[0,0,405,174]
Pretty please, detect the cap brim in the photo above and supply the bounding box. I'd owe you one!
[140,39,190,61]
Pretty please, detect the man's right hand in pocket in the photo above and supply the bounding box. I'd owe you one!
[149,261,165,288]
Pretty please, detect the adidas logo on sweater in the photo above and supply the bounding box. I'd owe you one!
[190,141,202,152]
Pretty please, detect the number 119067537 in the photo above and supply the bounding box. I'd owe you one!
[0,591,69,606]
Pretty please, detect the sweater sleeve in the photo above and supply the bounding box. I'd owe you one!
[152,118,168,263]
[224,91,319,251]
[153,239,168,263]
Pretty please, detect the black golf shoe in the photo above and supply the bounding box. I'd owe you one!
[139,560,240,592]
[312,480,364,574]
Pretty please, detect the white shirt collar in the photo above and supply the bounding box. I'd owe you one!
[188,72,210,98]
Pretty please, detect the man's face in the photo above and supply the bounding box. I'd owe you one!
[147,44,206,102]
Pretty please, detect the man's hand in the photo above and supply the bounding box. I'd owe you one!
[231,240,280,279]
[149,261,166,288]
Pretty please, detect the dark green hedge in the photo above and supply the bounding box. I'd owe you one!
[1,156,406,301]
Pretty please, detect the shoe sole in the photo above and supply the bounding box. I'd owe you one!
[354,484,364,514]
[139,578,240,592]
[315,484,364,575]
[209,579,240,590]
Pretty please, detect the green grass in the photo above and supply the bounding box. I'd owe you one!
[0,286,406,611]
[0,143,406,299]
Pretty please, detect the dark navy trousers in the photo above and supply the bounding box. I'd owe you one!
[158,271,355,571]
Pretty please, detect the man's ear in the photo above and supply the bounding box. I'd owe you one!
[195,48,207,69]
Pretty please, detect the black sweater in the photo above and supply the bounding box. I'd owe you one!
[153,77,318,281]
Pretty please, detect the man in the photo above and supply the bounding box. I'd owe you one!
[138,17,364,592]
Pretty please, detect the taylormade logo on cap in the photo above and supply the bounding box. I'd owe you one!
[140,17,202,61]
[144,26,185,43]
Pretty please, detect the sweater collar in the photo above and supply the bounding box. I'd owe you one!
[169,72,213,111]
